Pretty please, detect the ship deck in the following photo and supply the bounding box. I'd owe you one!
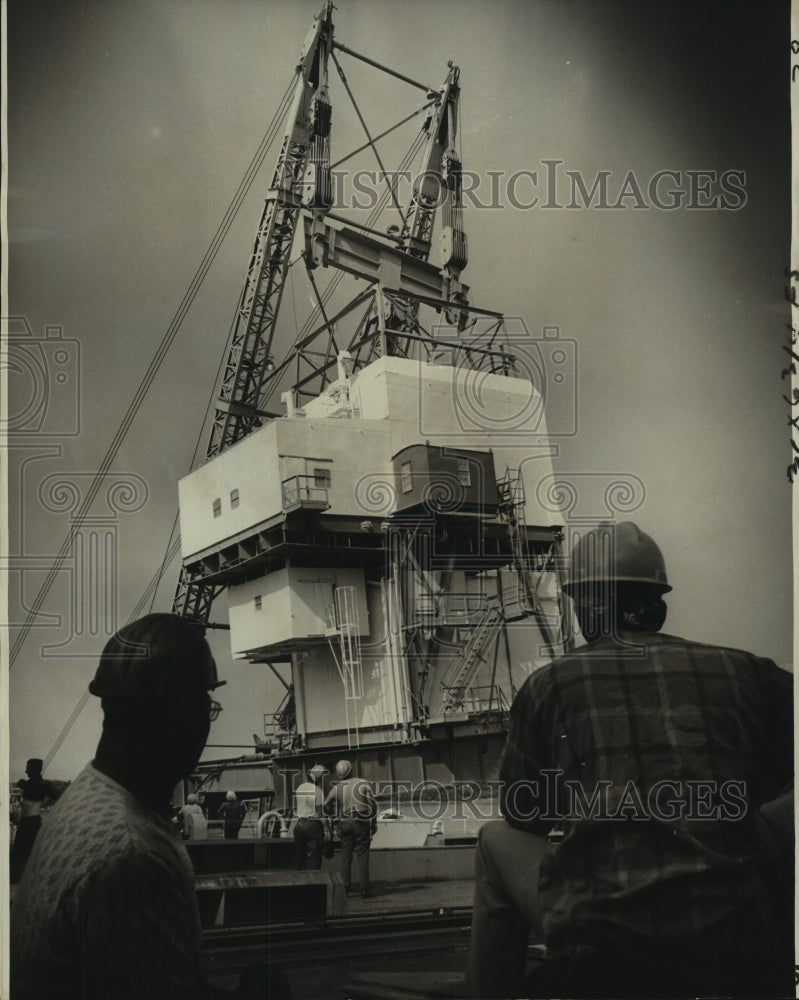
[204,876,548,1000]
[12,843,546,999]
[191,833,505,997]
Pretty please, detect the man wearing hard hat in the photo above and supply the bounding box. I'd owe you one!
[10,613,278,999]
[324,759,377,898]
[466,522,793,999]
[292,764,328,870]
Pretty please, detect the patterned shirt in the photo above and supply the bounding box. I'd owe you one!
[11,763,208,1000]
[499,631,793,970]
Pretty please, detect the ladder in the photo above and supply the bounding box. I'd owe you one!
[327,586,364,748]
[441,602,504,712]
[496,466,528,581]
[496,467,571,658]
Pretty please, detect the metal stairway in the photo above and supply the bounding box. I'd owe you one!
[441,602,504,712]
[496,467,568,658]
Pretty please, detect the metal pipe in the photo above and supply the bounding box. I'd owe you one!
[332,40,436,94]
[257,810,290,838]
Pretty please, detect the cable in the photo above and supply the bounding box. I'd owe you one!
[11,75,296,671]
[34,78,301,768]
[41,532,185,770]
[41,66,440,764]
[40,285,243,767]
[43,692,90,771]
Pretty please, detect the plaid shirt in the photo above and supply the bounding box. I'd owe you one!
[499,630,792,966]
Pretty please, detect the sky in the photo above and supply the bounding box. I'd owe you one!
[5,0,793,781]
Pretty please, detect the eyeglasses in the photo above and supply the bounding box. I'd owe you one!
[209,699,223,722]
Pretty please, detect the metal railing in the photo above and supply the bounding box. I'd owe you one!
[281,474,330,511]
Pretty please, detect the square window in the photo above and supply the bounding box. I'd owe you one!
[313,467,331,488]
[212,498,222,518]
[400,461,413,493]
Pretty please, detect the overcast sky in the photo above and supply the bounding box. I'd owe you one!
[6,1,793,780]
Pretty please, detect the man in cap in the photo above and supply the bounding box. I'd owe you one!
[292,764,329,870]
[10,613,272,999]
[466,522,793,999]
[324,759,377,897]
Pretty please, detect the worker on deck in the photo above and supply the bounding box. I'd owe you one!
[324,759,377,898]
[10,612,279,1000]
[178,792,205,840]
[218,790,246,839]
[466,522,793,999]
[10,757,60,882]
[293,763,328,870]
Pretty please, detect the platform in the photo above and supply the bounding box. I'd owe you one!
[203,877,546,1000]
[195,870,347,926]
[203,877,481,999]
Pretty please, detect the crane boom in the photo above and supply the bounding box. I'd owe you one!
[173,6,471,626]
[207,4,334,457]
[173,3,334,623]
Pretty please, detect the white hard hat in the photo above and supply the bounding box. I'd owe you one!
[226,790,237,801]
[187,793,197,804]
[335,760,352,778]
[309,764,326,778]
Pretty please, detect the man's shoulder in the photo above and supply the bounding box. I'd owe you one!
[514,649,588,695]
[654,634,791,679]
[349,776,374,791]
[59,766,181,859]
[15,767,174,903]
[518,633,790,692]
[45,763,111,823]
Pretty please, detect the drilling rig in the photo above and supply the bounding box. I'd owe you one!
[175,3,572,793]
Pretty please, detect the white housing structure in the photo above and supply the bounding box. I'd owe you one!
[179,355,567,759]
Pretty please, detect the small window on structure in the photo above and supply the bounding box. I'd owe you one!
[457,459,471,487]
[400,461,413,493]
[313,467,331,488]
[230,488,240,509]
[254,595,262,611]
[212,498,222,518]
